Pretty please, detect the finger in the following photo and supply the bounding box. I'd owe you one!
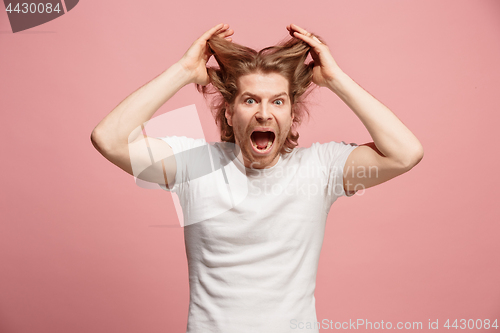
[212,24,230,37]
[199,23,224,42]
[290,23,310,36]
[218,28,234,37]
[312,35,322,44]
[293,31,323,48]
[289,24,318,42]
[200,23,227,41]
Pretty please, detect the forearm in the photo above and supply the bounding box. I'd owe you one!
[91,62,193,149]
[327,70,423,166]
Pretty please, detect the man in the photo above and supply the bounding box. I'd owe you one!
[91,23,423,333]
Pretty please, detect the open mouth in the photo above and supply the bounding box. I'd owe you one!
[250,131,276,154]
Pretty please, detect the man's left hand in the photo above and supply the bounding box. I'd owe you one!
[286,23,343,87]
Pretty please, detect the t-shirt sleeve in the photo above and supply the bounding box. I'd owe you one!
[155,136,207,193]
[313,140,360,200]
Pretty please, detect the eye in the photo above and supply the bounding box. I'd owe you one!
[274,99,284,106]
[245,98,256,104]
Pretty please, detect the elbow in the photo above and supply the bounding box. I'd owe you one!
[402,145,424,170]
[91,128,107,153]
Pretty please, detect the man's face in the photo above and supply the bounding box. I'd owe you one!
[225,72,294,169]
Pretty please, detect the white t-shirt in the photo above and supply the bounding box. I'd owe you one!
[158,136,358,333]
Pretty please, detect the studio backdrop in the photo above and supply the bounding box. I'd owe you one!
[1,0,499,332]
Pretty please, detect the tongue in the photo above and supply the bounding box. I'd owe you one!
[253,132,270,150]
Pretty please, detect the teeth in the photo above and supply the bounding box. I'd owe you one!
[251,138,273,151]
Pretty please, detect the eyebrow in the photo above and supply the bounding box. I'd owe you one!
[240,91,289,99]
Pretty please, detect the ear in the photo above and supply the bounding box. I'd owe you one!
[225,102,233,126]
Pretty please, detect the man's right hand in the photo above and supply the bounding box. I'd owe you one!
[91,24,233,188]
[177,23,234,86]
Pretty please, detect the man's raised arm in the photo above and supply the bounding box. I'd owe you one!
[90,23,234,187]
[289,23,423,194]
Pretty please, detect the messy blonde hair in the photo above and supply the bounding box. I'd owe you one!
[196,33,321,154]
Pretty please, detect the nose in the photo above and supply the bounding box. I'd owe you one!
[256,103,273,122]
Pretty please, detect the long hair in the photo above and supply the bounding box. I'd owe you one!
[196,33,322,154]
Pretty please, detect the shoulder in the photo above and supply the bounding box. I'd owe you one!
[286,141,358,161]
[157,136,208,153]
[157,135,207,146]
[311,141,358,151]
[280,145,310,164]
[310,141,358,162]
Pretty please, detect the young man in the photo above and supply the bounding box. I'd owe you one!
[91,23,423,333]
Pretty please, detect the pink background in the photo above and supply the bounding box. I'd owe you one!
[1,0,499,332]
